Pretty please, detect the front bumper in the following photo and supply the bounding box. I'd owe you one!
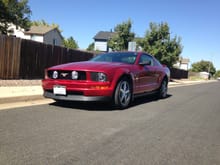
[42,79,114,102]
[44,91,111,102]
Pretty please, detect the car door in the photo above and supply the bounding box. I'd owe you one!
[136,54,157,93]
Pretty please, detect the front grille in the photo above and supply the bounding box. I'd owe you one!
[48,70,86,80]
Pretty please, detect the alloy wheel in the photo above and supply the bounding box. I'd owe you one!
[119,81,131,106]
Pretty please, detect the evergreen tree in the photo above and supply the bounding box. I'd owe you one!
[108,19,135,51]
[141,22,183,67]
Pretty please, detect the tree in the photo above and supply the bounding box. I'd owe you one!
[86,42,94,51]
[0,0,31,34]
[31,19,48,26]
[31,19,62,33]
[140,22,183,67]
[63,36,78,49]
[108,19,135,51]
[191,60,216,75]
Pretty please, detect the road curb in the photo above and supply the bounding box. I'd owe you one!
[0,95,44,104]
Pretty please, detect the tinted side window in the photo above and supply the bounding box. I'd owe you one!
[153,58,162,67]
[139,54,154,66]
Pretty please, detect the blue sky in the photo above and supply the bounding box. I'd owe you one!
[28,0,220,70]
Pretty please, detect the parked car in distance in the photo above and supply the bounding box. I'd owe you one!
[42,52,170,109]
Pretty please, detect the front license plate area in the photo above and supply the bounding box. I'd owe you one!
[53,85,66,95]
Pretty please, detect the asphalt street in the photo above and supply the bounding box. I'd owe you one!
[0,82,220,165]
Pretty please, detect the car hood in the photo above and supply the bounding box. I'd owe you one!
[48,61,131,72]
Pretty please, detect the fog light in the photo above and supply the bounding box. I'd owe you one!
[72,71,78,80]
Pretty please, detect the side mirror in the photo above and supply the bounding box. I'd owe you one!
[139,60,151,66]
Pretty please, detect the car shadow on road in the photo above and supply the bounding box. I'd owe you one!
[49,94,172,111]
[50,101,116,111]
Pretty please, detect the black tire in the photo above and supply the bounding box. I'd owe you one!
[158,79,168,99]
[114,78,132,109]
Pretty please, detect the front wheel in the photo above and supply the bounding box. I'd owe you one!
[114,78,132,109]
[158,79,168,99]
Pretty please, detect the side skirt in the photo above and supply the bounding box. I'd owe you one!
[133,90,158,99]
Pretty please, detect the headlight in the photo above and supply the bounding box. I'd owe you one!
[98,72,107,82]
[91,72,107,82]
[71,71,78,80]
[52,71,58,79]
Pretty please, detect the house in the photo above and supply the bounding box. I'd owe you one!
[5,24,63,46]
[6,23,26,39]
[174,57,190,70]
[93,31,115,52]
[24,25,63,46]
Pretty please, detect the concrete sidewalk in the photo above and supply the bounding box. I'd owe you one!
[0,79,216,105]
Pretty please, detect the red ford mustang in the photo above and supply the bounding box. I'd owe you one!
[42,52,170,108]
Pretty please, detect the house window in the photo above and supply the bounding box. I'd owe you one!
[53,39,57,45]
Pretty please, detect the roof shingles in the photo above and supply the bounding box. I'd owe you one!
[25,26,55,35]
[93,31,116,40]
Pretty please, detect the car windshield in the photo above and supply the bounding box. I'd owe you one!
[90,52,138,64]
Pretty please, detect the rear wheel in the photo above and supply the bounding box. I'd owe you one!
[114,78,132,109]
[158,79,168,99]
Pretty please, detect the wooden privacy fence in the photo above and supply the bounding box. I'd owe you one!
[170,68,188,79]
[0,35,94,79]
[0,35,189,79]
[0,35,21,79]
